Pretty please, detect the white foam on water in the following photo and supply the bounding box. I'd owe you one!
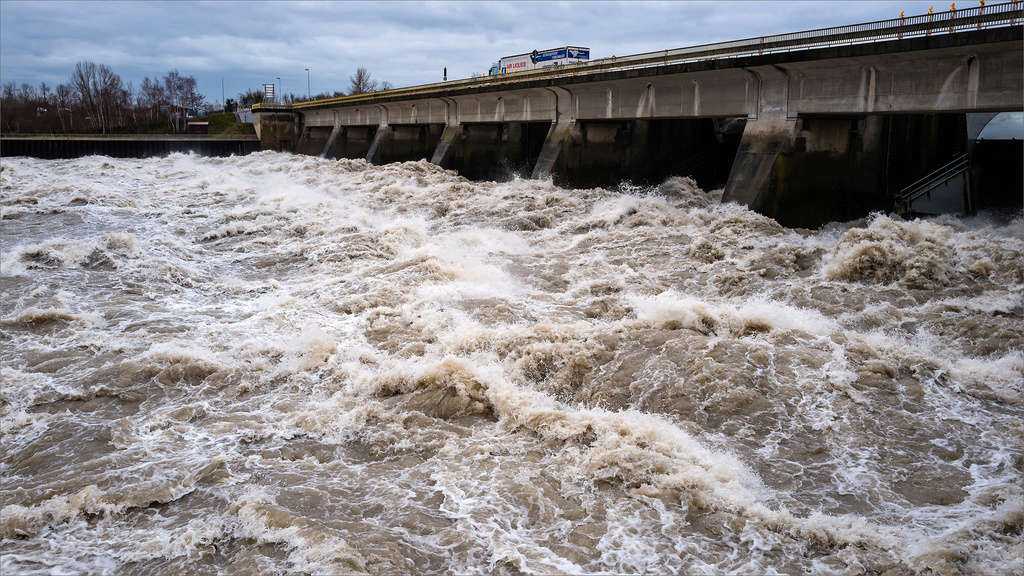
[1,152,1021,574]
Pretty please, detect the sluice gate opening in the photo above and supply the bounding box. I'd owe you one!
[439,122,551,181]
[550,118,744,191]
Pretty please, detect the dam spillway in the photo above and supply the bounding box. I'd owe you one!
[255,4,1024,226]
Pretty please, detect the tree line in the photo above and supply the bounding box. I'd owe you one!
[2,61,207,134]
[2,62,393,133]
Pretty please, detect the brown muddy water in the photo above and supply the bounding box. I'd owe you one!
[1,152,1022,575]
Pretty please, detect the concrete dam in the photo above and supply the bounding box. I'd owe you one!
[254,4,1024,227]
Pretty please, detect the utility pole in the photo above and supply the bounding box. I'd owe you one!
[305,68,310,100]
[221,77,225,109]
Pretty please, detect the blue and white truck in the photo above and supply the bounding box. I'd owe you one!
[488,46,590,75]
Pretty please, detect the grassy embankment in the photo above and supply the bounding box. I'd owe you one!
[194,112,256,136]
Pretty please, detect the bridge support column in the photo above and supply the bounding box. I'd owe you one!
[430,124,463,167]
[320,123,343,158]
[365,124,390,164]
[531,121,577,179]
[722,117,799,213]
[531,86,576,180]
[722,64,798,215]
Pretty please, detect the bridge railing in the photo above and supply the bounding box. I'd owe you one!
[607,1,1022,64]
[260,1,1022,112]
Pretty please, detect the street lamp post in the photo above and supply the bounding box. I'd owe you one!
[305,68,310,100]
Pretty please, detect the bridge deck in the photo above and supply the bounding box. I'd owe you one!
[255,2,1023,112]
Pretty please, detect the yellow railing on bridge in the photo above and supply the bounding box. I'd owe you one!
[254,1,1022,112]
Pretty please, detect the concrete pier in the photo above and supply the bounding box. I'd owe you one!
[532,121,577,180]
[430,125,463,167]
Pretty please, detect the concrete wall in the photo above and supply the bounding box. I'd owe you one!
[255,112,300,152]
[786,41,1022,115]
[1,137,260,159]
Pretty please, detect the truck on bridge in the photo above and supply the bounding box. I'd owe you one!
[489,46,590,75]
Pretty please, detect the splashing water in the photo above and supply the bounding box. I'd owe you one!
[1,152,1022,575]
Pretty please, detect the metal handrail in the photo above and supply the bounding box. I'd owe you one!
[897,152,970,207]
[255,1,1023,112]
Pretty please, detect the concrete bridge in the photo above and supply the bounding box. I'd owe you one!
[254,3,1023,226]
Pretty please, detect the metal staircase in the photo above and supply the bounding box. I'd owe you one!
[895,152,971,215]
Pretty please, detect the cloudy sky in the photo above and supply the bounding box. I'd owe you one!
[3,1,942,105]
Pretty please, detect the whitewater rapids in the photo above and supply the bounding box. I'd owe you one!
[1,152,1022,575]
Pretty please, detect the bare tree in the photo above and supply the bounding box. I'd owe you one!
[138,77,164,123]
[97,64,124,131]
[55,83,73,131]
[71,61,100,131]
[238,89,264,107]
[18,83,39,105]
[348,67,378,95]
[178,76,204,111]
[164,70,182,131]
[1,61,209,134]
[3,82,20,132]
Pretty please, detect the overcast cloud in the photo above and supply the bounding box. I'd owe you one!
[2,1,940,105]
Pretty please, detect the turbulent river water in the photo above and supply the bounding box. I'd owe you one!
[0,152,1022,575]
